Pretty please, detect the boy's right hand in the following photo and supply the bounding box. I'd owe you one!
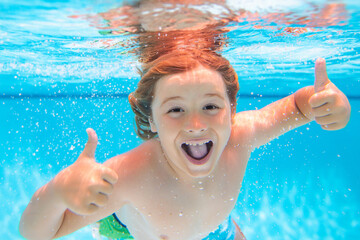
[52,128,118,215]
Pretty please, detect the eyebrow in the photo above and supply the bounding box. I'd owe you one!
[160,93,225,107]
[204,93,225,100]
[160,96,184,107]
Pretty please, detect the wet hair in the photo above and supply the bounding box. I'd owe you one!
[129,48,239,140]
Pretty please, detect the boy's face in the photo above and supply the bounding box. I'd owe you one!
[151,65,232,178]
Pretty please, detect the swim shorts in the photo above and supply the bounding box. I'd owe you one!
[96,213,134,240]
[95,214,236,240]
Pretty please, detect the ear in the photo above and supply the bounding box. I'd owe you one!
[149,118,157,133]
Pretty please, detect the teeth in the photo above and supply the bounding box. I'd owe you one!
[184,140,211,146]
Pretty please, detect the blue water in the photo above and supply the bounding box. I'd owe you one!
[1,0,359,239]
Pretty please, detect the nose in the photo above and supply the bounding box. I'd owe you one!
[184,113,207,134]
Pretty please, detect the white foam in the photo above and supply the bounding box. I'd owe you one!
[226,0,328,12]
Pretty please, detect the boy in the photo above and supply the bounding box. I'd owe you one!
[19,50,350,240]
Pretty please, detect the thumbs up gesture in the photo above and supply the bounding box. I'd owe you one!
[53,128,118,215]
[309,58,351,130]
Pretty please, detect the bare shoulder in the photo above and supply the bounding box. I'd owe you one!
[104,139,161,181]
[104,139,164,208]
[228,111,258,149]
[104,139,160,167]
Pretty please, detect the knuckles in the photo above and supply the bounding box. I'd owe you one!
[60,160,115,215]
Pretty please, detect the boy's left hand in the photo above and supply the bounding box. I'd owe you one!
[309,58,351,130]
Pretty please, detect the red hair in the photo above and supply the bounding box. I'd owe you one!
[129,48,239,140]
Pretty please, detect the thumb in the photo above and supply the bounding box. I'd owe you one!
[314,58,330,92]
[82,128,98,159]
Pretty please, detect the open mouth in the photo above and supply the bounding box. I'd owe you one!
[181,140,213,163]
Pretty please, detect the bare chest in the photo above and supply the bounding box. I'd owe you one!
[119,181,239,239]
[119,145,249,239]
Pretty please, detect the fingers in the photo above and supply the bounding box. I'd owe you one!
[73,200,100,216]
[81,193,108,215]
[314,58,330,92]
[311,103,333,117]
[314,113,337,125]
[86,178,114,211]
[89,193,109,208]
[89,178,115,195]
[89,167,118,201]
[310,97,349,130]
[314,111,348,130]
[319,122,346,131]
[309,89,335,108]
[85,204,99,215]
[101,167,118,185]
[82,128,98,159]
[311,95,338,123]
[314,113,344,131]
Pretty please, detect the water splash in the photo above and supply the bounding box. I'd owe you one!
[233,172,360,239]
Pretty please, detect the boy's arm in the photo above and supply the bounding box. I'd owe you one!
[19,129,154,240]
[52,140,157,239]
[233,58,351,149]
[19,180,67,240]
[19,129,119,240]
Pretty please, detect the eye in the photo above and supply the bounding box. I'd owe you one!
[203,104,220,111]
[167,107,184,113]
